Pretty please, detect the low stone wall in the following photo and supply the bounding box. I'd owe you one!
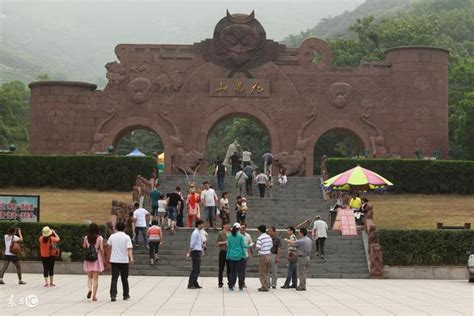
[384,266,468,279]
[4,261,94,275]
[5,261,469,280]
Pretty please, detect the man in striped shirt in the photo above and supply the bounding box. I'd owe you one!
[256,224,273,291]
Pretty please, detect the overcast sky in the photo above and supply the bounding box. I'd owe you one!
[0,0,364,83]
[1,0,363,42]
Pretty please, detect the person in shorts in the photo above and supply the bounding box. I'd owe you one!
[157,194,167,227]
[166,187,182,234]
[0,227,26,285]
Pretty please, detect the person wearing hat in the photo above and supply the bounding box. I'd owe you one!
[38,226,60,287]
[226,222,248,291]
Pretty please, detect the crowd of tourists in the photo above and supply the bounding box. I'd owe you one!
[0,212,328,298]
[187,220,327,292]
[0,148,334,300]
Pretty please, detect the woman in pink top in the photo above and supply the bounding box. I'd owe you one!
[82,223,105,301]
[147,220,163,266]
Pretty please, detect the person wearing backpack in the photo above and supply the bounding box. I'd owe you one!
[235,169,248,196]
[242,164,255,196]
[262,150,273,174]
[83,223,105,301]
[214,160,227,191]
[0,227,25,285]
[39,226,60,287]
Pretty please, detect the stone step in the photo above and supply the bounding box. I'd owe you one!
[137,175,370,279]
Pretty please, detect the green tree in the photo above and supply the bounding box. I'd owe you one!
[313,131,364,174]
[449,58,474,158]
[0,81,30,153]
[206,118,270,173]
[456,93,474,159]
[115,129,163,156]
[36,73,50,80]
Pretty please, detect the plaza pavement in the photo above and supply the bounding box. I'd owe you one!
[0,273,472,316]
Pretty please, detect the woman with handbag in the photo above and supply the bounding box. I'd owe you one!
[39,226,60,287]
[0,227,25,285]
[83,223,105,301]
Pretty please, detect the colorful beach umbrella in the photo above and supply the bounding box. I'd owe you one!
[323,165,394,192]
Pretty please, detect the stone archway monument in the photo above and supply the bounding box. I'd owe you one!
[29,11,449,176]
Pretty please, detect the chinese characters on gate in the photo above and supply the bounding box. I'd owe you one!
[210,78,270,97]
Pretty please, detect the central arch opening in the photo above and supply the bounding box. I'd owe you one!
[113,126,164,156]
[313,129,365,175]
[206,117,271,175]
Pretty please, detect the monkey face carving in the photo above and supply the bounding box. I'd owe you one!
[127,78,152,104]
[213,11,265,67]
[219,24,261,55]
[327,82,354,108]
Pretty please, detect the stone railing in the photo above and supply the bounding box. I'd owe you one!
[364,209,384,278]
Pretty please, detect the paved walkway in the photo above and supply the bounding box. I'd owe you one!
[0,274,472,315]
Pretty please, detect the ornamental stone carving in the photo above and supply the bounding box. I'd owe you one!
[196,10,283,78]
[414,74,430,91]
[297,37,333,66]
[414,105,431,122]
[105,61,126,90]
[327,82,354,108]
[126,77,153,104]
[273,150,305,176]
[28,11,449,170]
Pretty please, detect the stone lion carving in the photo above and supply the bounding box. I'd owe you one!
[126,77,153,104]
[173,150,204,175]
[105,61,126,90]
[273,150,305,176]
[155,66,184,92]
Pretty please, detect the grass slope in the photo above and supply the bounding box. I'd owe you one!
[1,188,473,229]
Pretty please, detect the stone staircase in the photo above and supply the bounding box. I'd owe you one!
[147,175,328,227]
[130,175,370,279]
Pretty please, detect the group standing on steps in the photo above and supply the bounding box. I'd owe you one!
[0,170,332,299]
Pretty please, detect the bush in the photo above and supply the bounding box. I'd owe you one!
[326,158,474,194]
[378,229,474,266]
[0,222,107,261]
[0,155,155,191]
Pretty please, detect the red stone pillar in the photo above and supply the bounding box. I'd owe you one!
[385,47,449,158]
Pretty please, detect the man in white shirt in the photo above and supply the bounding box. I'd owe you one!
[133,202,150,247]
[201,181,218,229]
[312,215,328,259]
[108,222,134,301]
[188,219,205,289]
[242,148,252,165]
[256,224,273,292]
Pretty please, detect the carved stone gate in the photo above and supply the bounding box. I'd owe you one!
[29,11,449,176]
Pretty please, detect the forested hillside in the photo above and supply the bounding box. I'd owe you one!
[0,0,473,163]
[282,0,420,46]
[0,1,356,85]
